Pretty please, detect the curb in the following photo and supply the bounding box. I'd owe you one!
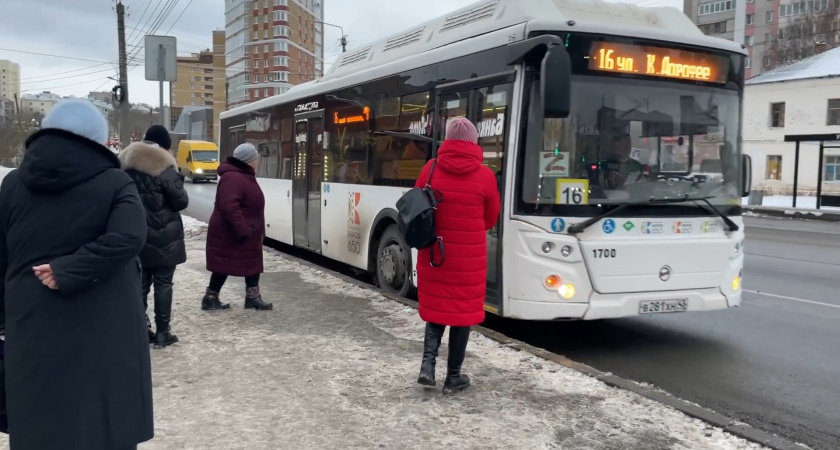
[744,206,840,222]
[272,243,810,450]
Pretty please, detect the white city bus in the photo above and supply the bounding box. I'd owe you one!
[220,0,751,320]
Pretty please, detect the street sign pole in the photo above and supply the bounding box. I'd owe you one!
[145,35,177,130]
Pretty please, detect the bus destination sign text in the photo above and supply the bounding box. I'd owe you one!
[588,42,729,84]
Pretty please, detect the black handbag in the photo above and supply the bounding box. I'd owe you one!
[396,158,445,267]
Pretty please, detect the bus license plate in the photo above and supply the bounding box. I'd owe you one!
[639,299,688,314]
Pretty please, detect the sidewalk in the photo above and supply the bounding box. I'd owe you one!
[1,218,767,450]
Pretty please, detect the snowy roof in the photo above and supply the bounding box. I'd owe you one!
[746,46,840,85]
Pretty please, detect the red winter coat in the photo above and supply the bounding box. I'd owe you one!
[415,140,501,327]
[206,157,265,276]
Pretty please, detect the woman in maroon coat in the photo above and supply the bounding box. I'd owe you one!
[201,143,273,311]
[415,117,500,394]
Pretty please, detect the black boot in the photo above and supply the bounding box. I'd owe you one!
[442,326,472,394]
[244,286,273,310]
[418,323,445,386]
[153,322,179,348]
[201,288,230,311]
[153,272,179,348]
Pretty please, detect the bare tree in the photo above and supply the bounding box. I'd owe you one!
[0,111,38,168]
[765,11,840,70]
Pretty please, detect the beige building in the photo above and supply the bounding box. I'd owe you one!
[170,30,227,143]
[225,0,325,108]
[0,59,21,102]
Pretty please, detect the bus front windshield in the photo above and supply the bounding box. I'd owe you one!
[519,76,742,215]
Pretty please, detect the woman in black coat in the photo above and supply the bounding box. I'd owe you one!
[119,125,188,348]
[0,99,153,450]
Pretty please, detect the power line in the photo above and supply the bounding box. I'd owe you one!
[165,0,195,35]
[17,62,114,81]
[0,48,111,64]
[21,76,113,93]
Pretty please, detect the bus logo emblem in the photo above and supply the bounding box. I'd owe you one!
[659,266,672,281]
[602,219,616,234]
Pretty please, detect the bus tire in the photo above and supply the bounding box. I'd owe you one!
[375,225,412,298]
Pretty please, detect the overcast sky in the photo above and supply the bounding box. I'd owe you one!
[0,0,680,106]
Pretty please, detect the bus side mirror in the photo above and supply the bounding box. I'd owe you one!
[741,154,752,197]
[542,45,572,119]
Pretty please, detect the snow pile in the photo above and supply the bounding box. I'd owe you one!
[742,195,840,211]
[181,215,207,237]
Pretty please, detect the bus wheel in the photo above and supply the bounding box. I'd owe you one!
[376,225,411,297]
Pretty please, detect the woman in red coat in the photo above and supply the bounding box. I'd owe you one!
[415,117,500,394]
[201,143,273,311]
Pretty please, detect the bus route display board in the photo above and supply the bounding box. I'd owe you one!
[588,41,729,84]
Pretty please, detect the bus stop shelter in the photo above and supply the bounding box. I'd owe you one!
[784,133,840,209]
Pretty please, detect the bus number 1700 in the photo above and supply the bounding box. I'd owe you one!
[592,249,616,258]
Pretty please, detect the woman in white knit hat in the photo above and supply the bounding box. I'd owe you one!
[0,98,153,449]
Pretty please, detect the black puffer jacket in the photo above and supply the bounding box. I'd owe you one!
[119,141,189,269]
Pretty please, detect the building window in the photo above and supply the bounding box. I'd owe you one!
[264,44,269,52]
[745,57,752,68]
[698,0,735,15]
[746,13,755,25]
[828,99,840,125]
[765,32,773,43]
[274,26,289,36]
[274,56,288,66]
[745,35,754,46]
[766,11,774,22]
[264,88,270,97]
[264,59,270,67]
[825,156,840,181]
[770,102,785,127]
[253,31,258,39]
[273,11,288,21]
[274,41,288,51]
[274,0,288,5]
[254,60,259,68]
[766,156,782,180]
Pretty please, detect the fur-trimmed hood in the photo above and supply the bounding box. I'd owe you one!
[119,140,177,177]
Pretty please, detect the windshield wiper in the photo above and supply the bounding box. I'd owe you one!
[567,194,738,235]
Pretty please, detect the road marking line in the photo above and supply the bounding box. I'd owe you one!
[744,289,840,308]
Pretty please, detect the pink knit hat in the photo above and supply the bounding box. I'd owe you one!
[445,117,479,144]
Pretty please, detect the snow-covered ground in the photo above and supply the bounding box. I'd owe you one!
[0,218,773,449]
[741,195,840,210]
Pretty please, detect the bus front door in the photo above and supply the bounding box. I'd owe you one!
[292,112,324,252]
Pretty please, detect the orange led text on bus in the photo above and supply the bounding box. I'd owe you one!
[334,107,370,125]
[596,47,715,82]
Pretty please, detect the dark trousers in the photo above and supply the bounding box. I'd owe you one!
[141,266,177,331]
[424,322,470,371]
[209,273,260,292]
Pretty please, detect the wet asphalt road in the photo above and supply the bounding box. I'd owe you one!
[185,182,839,450]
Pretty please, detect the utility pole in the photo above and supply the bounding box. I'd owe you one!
[116,1,130,149]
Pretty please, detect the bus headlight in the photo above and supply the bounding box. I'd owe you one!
[195,168,204,174]
[558,283,576,300]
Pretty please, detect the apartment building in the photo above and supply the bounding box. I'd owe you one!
[684,0,840,78]
[0,59,21,102]
[225,0,324,109]
[170,30,227,142]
